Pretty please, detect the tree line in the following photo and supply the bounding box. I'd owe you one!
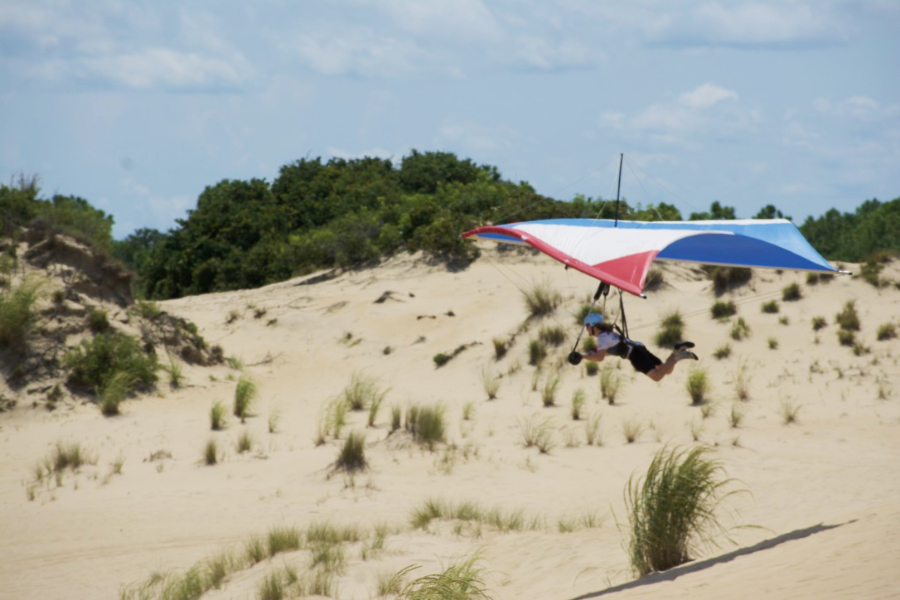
[2,152,898,300]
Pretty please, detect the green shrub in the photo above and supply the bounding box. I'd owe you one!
[0,276,44,349]
[655,310,684,347]
[64,332,158,397]
[710,300,736,319]
[625,446,742,576]
[812,316,827,331]
[767,337,778,350]
[433,352,451,367]
[760,300,779,314]
[522,279,561,317]
[204,438,218,465]
[782,282,802,301]
[713,344,731,360]
[585,361,599,376]
[835,301,860,331]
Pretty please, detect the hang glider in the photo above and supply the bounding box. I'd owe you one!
[462,218,840,297]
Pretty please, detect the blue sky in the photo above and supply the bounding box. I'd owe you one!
[1,0,898,239]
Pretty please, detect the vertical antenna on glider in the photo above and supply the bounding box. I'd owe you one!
[614,152,623,227]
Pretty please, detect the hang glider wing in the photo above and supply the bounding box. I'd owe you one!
[462,218,838,297]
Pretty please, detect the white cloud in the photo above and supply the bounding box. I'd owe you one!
[284,27,424,78]
[679,83,738,109]
[646,1,848,48]
[598,83,760,148]
[83,47,251,90]
[370,0,500,42]
[814,95,900,120]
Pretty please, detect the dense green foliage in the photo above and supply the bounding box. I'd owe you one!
[799,197,900,262]
[4,156,898,301]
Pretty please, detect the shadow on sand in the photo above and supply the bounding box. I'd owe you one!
[570,520,854,599]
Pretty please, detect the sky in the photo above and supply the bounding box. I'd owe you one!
[1,0,899,239]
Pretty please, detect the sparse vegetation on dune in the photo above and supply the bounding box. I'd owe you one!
[64,331,159,407]
[685,367,711,405]
[335,430,367,472]
[710,300,737,319]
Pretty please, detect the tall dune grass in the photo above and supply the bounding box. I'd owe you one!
[625,446,744,576]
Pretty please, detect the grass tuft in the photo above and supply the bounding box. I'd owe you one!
[625,446,744,576]
[0,276,44,349]
[481,367,501,400]
[782,282,802,301]
[210,401,226,430]
[233,375,257,422]
[405,403,446,450]
[710,300,736,319]
[335,430,367,472]
[685,367,710,405]
[761,300,780,314]
[654,310,684,348]
[600,363,624,405]
[522,278,562,318]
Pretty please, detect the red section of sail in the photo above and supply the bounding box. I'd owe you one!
[462,225,651,296]
[593,251,659,293]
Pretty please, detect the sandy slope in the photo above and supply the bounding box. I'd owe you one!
[1,246,899,599]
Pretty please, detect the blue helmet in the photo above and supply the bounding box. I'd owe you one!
[584,312,604,327]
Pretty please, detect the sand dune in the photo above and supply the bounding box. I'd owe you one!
[1,245,899,599]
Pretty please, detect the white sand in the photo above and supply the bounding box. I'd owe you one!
[1,247,899,599]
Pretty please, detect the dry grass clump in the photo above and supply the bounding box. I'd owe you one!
[519,414,556,453]
[571,388,586,420]
[622,417,644,444]
[522,278,561,317]
[812,316,827,331]
[714,344,732,360]
[236,430,253,453]
[203,438,219,465]
[410,498,531,534]
[541,371,561,407]
[644,266,665,290]
[710,300,737,319]
[391,555,489,599]
[779,399,801,424]
[654,310,684,347]
[528,339,547,366]
[405,403,446,450]
[335,430,367,472]
[342,371,387,412]
[584,414,603,446]
[600,363,624,405]
[481,367,501,400]
[625,446,744,576]
[34,441,94,483]
[538,324,566,346]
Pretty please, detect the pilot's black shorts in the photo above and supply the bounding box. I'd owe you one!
[625,343,662,374]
